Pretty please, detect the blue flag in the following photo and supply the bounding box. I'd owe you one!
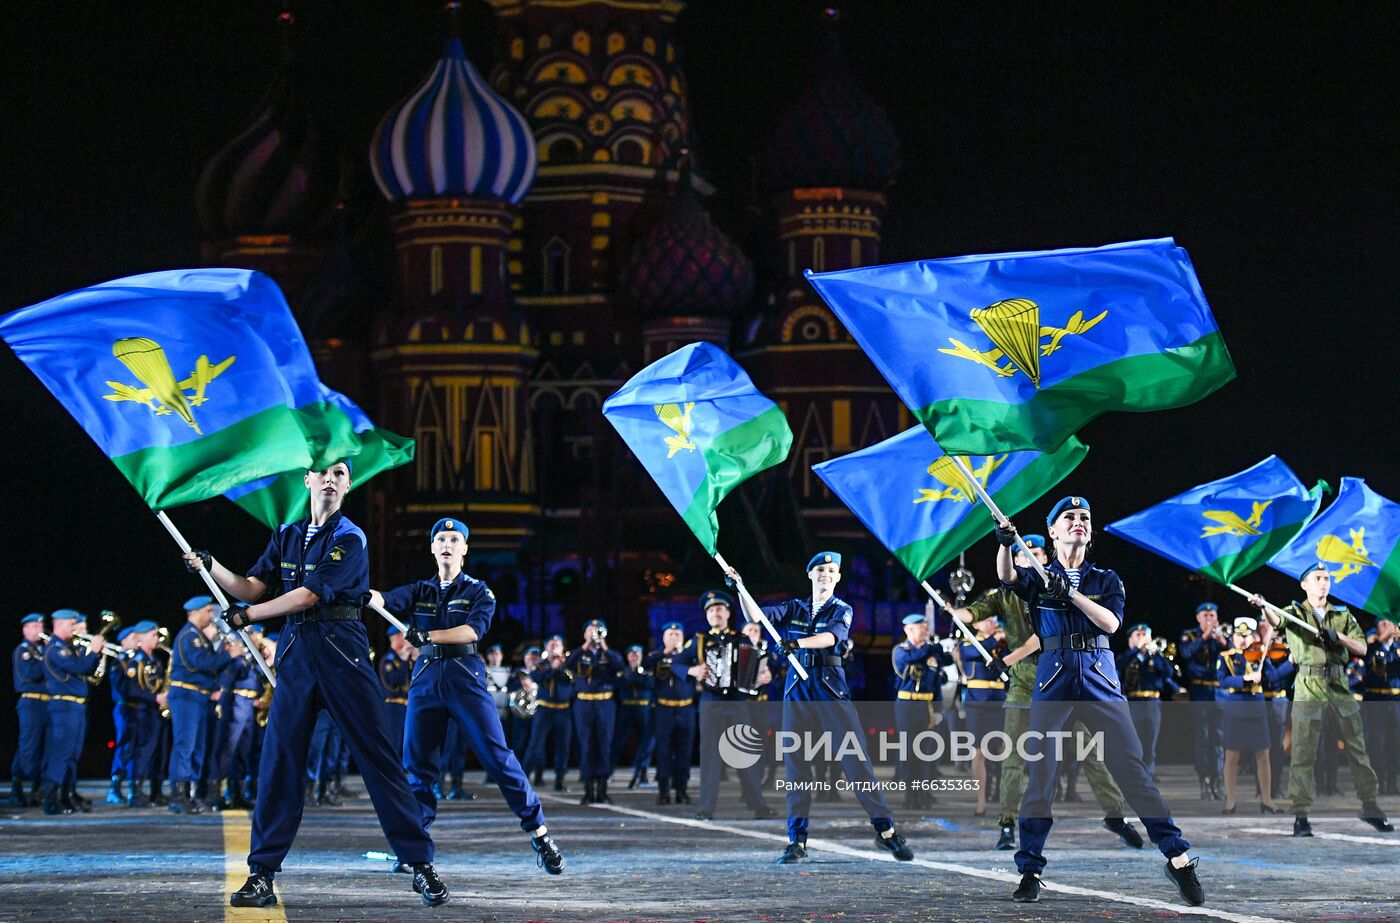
[806,238,1235,454]
[1269,478,1400,616]
[812,425,1088,581]
[1105,456,1326,587]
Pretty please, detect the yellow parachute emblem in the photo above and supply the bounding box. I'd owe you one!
[938,299,1108,390]
[1316,528,1377,582]
[654,402,697,458]
[1201,500,1272,538]
[102,337,236,435]
[914,455,1006,505]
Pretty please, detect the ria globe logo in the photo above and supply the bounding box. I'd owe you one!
[718,723,765,769]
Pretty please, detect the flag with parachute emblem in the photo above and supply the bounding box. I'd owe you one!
[805,238,1235,455]
[602,342,792,554]
[1105,455,1327,586]
[1269,478,1400,616]
[813,425,1088,580]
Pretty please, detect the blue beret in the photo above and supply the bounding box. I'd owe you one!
[525,646,542,655]
[1195,602,1218,613]
[1365,625,1379,638]
[430,518,469,542]
[183,596,213,611]
[386,625,401,636]
[245,623,265,634]
[700,589,733,611]
[21,612,44,625]
[547,633,565,643]
[1297,561,1328,581]
[117,627,134,642]
[131,620,158,635]
[1046,496,1090,526]
[661,621,684,633]
[263,631,281,643]
[1020,534,1046,549]
[806,551,842,571]
[51,608,81,622]
[1126,623,1151,635]
[314,459,352,474]
[902,613,926,626]
[585,618,606,630]
[487,643,503,653]
[627,644,643,654]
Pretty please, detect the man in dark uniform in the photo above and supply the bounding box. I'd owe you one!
[166,595,234,815]
[1362,616,1400,795]
[372,516,564,875]
[726,553,914,864]
[1119,623,1184,777]
[891,612,946,810]
[508,646,541,761]
[1179,603,1228,800]
[186,461,449,908]
[647,621,696,805]
[524,635,574,792]
[106,627,138,804]
[117,620,164,808]
[612,644,654,789]
[377,626,413,759]
[211,634,261,810]
[10,612,48,807]
[41,609,105,815]
[565,619,623,804]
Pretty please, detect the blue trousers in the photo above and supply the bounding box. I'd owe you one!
[42,700,86,788]
[306,710,335,783]
[573,698,616,782]
[110,703,128,778]
[1189,687,1223,781]
[167,686,213,783]
[610,704,654,772]
[442,718,468,779]
[12,697,48,781]
[248,621,430,875]
[404,657,545,840]
[1016,699,1188,875]
[384,702,407,759]
[651,705,695,786]
[125,705,160,781]
[699,701,767,814]
[523,706,572,781]
[781,694,893,842]
[509,714,533,759]
[1130,701,1163,776]
[214,700,256,782]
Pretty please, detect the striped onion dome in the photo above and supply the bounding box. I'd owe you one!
[370,36,537,204]
[620,188,753,317]
[196,12,338,239]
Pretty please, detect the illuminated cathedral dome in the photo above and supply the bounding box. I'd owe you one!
[620,187,753,317]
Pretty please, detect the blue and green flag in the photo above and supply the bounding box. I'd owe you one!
[806,238,1235,455]
[0,269,411,510]
[1269,478,1400,617]
[602,342,792,554]
[1104,456,1326,586]
[812,425,1088,581]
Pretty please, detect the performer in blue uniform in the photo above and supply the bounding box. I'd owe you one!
[10,612,49,808]
[726,553,914,865]
[106,628,138,804]
[1216,616,1283,814]
[612,644,654,789]
[371,517,564,875]
[565,620,623,804]
[211,635,262,810]
[509,647,541,761]
[166,595,234,814]
[377,627,414,759]
[996,497,1203,906]
[186,461,449,908]
[524,635,574,792]
[1118,623,1184,777]
[647,622,696,805]
[1362,616,1400,795]
[891,612,946,809]
[958,616,1008,816]
[116,621,164,808]
[1178,602,1228,801]
[41,610,105,815]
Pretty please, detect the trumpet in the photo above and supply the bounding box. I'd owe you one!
[1149,637,1170,656]
[80,611,122,684]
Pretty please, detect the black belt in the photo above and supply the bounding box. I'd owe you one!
[288,606,362,625]
[794,650,845,668]
[1042,633,1109,651]
[420,642,478,660]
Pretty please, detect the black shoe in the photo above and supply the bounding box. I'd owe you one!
[753,802,778,819]
[412,863,450,906]
[1103,816,1144,849]
[596,779,612,804]
[579,779,596,805]
[1012,872,1042,902]
[150,783,168,807]
[1293,815,1313,837]
[553,779,570,794]
[695,810,714,820]
[392,862,414,874]
[532,833,565,875]
[318,783,342,807]
[66,786,92,813]
[674,786,691,804]
[995,824,1016,850]
[230,873,277,908]
[627,773,640,791]
[42,783,71,816]
[777,841,808,864]
[1259,803,1282,815]
[1360,802,1394,832]
[1199,779,1211,800]
[1164,857,1205,906]
[1209,778,1226,802]
[127,789,151,809]
[657,782,671,805]
[876,830,914,861]
[8,779,26,807]
[532,770,544,787]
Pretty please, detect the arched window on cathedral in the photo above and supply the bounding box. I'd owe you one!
[430,245,444,296]
[547,136,582,163]
[615,138,648,164]
[543,237,571,294]
[812,237,826,273]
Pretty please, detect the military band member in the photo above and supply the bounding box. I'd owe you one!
[1179,602,1228,800]
[106,627,139,804]
[892,612,946,809]
[524,634,574,792]
[11,612,49,808]
[377,626,413,758]
[211,635,262,810]
[726,552,914,864]
[188,461,449,908]
[995,498,1202,906]
[1251,563,1393,835]
[41,609,105,815]
[1119,623,1184,777]
[1215,616,1283,813]
[485,644,512,723]
[165,595,234,814]
[116,620,163,807]
[371,517,564,875]
[647,622,696,805]
[565,619,624,804]
[1362,616,1400,795]
[1258,629,1294,799]
[509,646,541,761]
[612,644,655,789]
[957,616,1008,816]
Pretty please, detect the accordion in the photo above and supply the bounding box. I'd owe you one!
[702,637,763,697]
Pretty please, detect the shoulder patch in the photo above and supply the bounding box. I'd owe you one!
[329,545,346,562]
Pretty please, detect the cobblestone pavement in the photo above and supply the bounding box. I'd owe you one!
[0,766,1396,922]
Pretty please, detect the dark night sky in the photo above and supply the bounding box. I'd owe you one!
[3,0,1400,676]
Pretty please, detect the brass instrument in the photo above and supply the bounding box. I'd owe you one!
[157,627,175,719]
[81,611,121,684]
[509,669,539,718]
[1149,637,1170,657]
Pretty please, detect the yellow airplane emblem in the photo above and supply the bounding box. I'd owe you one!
[1201,500,1272,538]
[937,298,1109,390]
[102,337,236,435]
[655,402,697,459]
[1316,528,1378,582]
[914,454,1007,504]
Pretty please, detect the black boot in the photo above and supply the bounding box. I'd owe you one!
[204,778,227,812]
[42,783,70,816]
[1293,814,1313,837]
[596,778,612,804]
[230,872,277,908]
[318,778,341,807]
[105,774,124,805]
[532,769,544,786]
[674,782,691,804]
[169,780,202,815]
[637,767,649,786]
[446,775,464,801]
[995,821,1016,850]
[65,785,92,813]
[579,779,596,805]
[1199,777,1211,800]
[657,780,671,805]
[627,771,640,790]
[9,779,30,808]
[128,783,151,808]
[229,778,254,810]
[25,779,42,808]
[304,779,317,806]
[150,779,168,807]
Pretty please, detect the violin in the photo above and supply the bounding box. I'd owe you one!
[1241,641,1265,665]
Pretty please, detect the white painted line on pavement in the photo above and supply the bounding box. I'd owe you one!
[1240,826,1400,846]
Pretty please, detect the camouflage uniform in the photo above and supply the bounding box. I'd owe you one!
[1279,601,1379,813]
[971,588,1128,826]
